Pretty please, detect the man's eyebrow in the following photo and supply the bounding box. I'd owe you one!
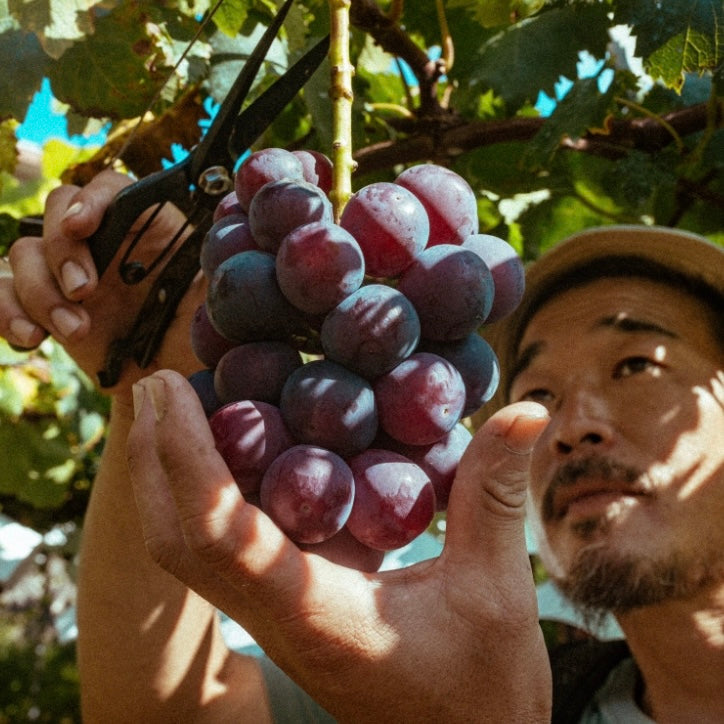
[507,340,544,394]
[595,314,679,338]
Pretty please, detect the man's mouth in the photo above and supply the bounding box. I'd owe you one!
[551,481,647,521]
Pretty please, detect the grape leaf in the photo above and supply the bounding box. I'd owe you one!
[0,29,49,120]
[470,4,611,109]
[613,0,723,90]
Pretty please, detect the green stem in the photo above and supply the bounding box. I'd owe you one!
[328,0,355,222]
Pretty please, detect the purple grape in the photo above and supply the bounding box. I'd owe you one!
[200,215,258,279]
[209,400,295,494]
[321,284,420,379]
[234,147,304,212]
[213,191,246,222]
[293,149,334,194]
[397,244,494,341]
[421,334,500,416]
[280,359,378,458]
[214,341,303,406]
[187,368,222,417]
[276,221,365,315]
[339,182,429,278]
[374,352,465,445]
[378,423,472,511]
[206,250,300,343]
[346,448,435,550]
[248,179,333,254]
[395,164,479,246]
[190,303,236,368]
[461,233,525,322]
[260,444,355,544]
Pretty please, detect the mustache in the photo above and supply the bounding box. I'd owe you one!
[542,456,642,522]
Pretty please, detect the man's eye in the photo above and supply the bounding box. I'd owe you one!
[614,356,660,378]
[519,388,555,404]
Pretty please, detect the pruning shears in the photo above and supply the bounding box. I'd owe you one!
[22,0,329,387]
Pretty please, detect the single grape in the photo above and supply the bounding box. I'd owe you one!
[260,444,355,544]
[378,423,472,511]
[190,303,236,368]
[276,221,365,315]
[461,233,525,322]
[213,191,246,222]
[293,149,334,195]
[339,182,429,278]
[421,334,500,416]
[280,359,378,458]
[209,400,295,494]
[321,284,420,379]
[346,448,435,550]
[397,244,494,340]
[214,341,303,406]
[248,179,333,254]
[200,215,258,279]
[374,352,465,445]
[206,250,300,343]
[395,164,479,246]
[187,368,222,417]
[234,147,304,212]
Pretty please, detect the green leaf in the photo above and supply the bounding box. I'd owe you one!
[0,29,49,120]
[470,4,611,109]
[212,0,250,37]
[613,0,723,90]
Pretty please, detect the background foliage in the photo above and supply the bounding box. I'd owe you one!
[0,0,722,718]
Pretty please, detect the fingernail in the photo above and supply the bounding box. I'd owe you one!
[50,306,83,339]
[62,202,84,221]
[132,382,145,420]
[9,317,42,347]
[146,375,166,422]
[504,413,548,455]
[61,260,89,296]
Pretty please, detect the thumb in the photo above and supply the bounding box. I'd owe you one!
[443,401,549,571]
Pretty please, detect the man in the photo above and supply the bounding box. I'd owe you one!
[1,173,722,722]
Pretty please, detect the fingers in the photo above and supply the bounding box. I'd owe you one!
[127,370,311,614]
[43,170,132,301]
[444,401,549,573]
[7,235,91,345]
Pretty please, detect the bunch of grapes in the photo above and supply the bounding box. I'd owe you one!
[189,147,525,555]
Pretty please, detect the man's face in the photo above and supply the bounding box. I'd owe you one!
[509,276,724,614]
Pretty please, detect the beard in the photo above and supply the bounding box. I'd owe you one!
[542,456,724,626]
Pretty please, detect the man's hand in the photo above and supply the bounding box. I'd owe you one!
[128,368,552,722]
[0,170,206,403]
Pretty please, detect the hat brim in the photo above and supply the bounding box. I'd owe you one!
[478,225,724,420]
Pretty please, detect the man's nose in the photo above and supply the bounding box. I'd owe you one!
[549,387,615,455]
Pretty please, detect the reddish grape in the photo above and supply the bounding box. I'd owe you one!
[200,215,258,279]
[206,250,300,343]
[248,179,333,253]
[234,147,304,212]
[209,400,295,494]
[293,149,334,194]
[213,191,246,222]
[280,359,378,458]
[379,423,472,511]
[276,221,365,315]
[374,352,465,445]
[190,303,236,368]
[397,244,494,340]
[395,164,479,246]
[346,448,435,550]
[260,444,355,544]
[421,334,500,416]
[321,284,420,379]
[214,341,303,406]
[461,233,525,322]
[340,182,429,277]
